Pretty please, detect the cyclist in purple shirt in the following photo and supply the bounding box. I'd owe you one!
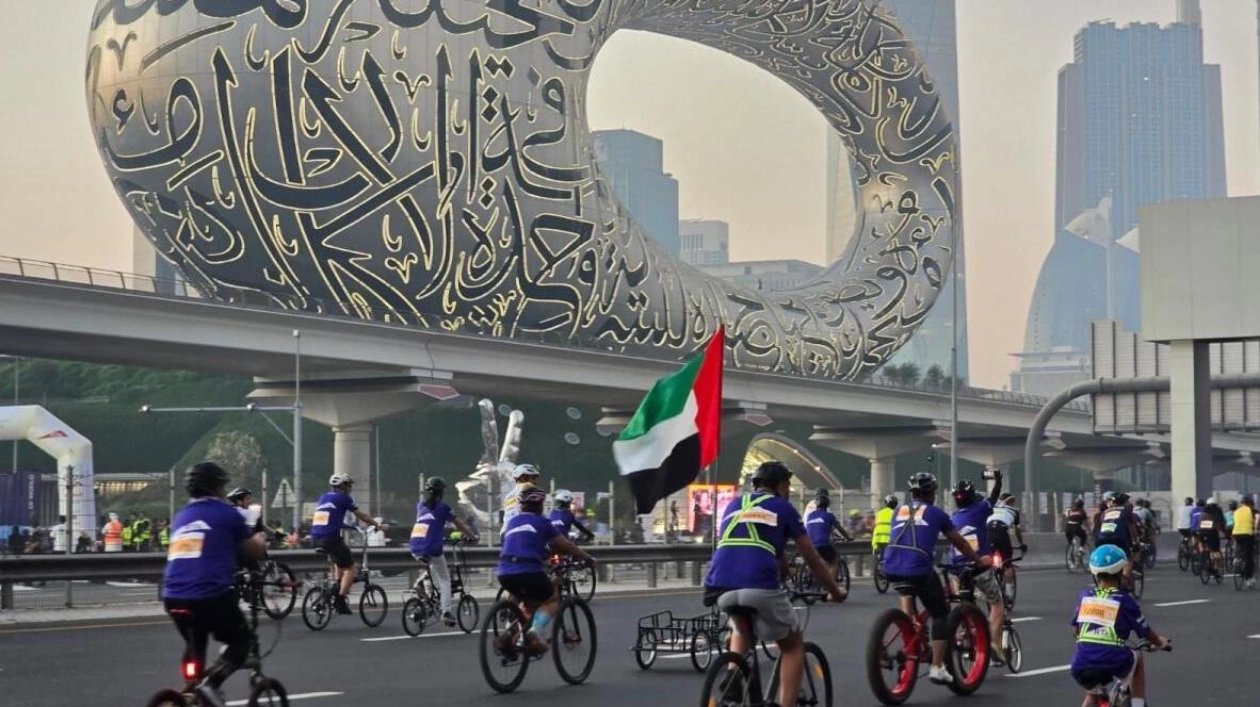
[410,477,478,626]
[496,485,594,656]
[309,473,381,615]
[162,462,267,707]
[548,490,595,543]
[948,472,1007,663]
[704,461,844,707]
[882,472,991,685]
[804,489,852,598]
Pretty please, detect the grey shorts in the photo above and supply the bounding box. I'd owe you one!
[973,568,1002,605]
[716,588,801,643]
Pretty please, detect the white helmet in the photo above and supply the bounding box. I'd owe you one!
[329,473,354,487]
[1207,496,1219,506]
[553,490,574,504]
[512,463,541,480]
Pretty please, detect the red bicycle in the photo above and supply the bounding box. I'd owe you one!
[864,563,991,705]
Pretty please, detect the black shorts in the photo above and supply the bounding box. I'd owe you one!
[1065,526,1087,543]
[164,592,251,671]
[1097,536,1130,554]
[315,536,354,568]
[817,545,838,563]
[886,571,948,618]
[1199,532,1221,552]
[499,571,554,604]
[988,524,1013,560]
[1178,529,1193,539]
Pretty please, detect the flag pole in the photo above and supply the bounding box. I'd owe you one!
[708,463,717,547]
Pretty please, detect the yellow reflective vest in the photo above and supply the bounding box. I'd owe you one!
[872,507,894,547]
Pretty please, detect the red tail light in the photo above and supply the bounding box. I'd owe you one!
[993,552,1004,569]
[182,660,199,680]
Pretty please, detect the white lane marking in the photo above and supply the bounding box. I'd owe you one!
[1010,617,1042,623]
[659,654,698,661]
[1247,634,1260,639]
[1005,664,1071,678]
[1153,599,1211,607]
[226,691,343,706]
[361,631,467,642]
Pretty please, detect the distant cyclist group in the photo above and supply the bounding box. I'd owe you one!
[154,456,1192,707]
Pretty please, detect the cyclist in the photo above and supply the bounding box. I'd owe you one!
[1235,496,1256,589]
[162,462,268,707]
[549,490,595,543]
[1197,498,1226,579]
[988,493,1027,573]
[1226,500,1237,535]
[1096,492,1138,584]
[872,494,897,557]
[226,488,282,538]
[1065,498,1090,551]
[704,461,844,707]
[500,463,541,536]
[309,473,381,615]
[1175,497,1194,545]
[1189,499,1205,554]
[496,485,594,656]
[804,488,853,598]
[1070,544,1168,707]
[411,477,478,626]
[882,472,992,685]
[947,473,1006,662]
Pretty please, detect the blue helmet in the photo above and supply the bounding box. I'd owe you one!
[1089,544,1129,576]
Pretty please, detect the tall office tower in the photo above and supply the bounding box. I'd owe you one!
[591,129,680,257]
[131,227,181,296]
[827,0,968,379]
[679,219,730,266]
[1016,12,1226,394]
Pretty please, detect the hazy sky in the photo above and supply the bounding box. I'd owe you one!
[2,1,1257,388]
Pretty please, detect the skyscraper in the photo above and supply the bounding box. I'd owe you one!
[679,219,730,266]
[592,129,680,256]
[1017,10,1226,393]
[826,0,968,379]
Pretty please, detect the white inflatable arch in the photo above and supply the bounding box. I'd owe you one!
[0,406,95,537]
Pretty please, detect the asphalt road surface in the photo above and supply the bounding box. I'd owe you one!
[4,564,1259,707]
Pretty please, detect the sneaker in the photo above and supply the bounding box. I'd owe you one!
[525,633,550,657]
[334,595,352,615]
[442,610,457,627]
[928,664,953,685]
[990,645,1007,667]
[494,628,519,657]
[1247,578,1257,589]
[194,682,228,707]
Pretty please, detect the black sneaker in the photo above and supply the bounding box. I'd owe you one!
[334,595,353,615]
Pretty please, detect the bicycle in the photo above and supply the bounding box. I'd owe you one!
[146,580,289,707]
[1197,545,1223,586]
[995,551,1018,610]
[873,550,891,594]
[301,529,389,631]
[1176,533,1193,572]
[478,590,598,693]
[989,552,1025,675]
[1079,639,1171,707]
[494,552,597,604]
[865,563,991,705]
[235,555,299,621]
[791,549,849,603]
[698,590,832,707]
[402,538,481,636]
[1066,536,1087,574]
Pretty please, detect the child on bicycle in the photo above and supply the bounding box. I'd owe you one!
[411,477,478,626]
[163,462,268,707]
[1070,544,1169,707]
[496,485,594,656]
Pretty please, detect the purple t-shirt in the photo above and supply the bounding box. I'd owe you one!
[705,492,806,591]
[882,501,954,577]
[410,501,453,557]
[498,513,560,576]
[162,498,251,600]
[309,491,358,539]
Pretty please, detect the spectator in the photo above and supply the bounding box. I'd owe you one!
[75,531,93,554]
[51,515,68,553]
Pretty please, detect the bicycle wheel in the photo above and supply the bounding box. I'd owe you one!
[698,652,751,707]
[402,597,429,636]
[300,587,333,631]
[835,560,851,601]
[874,559,890,594]
[494,585,509,604]
[572,564,597,603]
[945,603,990,696]
[457,594,480,634]
[1198,556,1211,585]
[1192,550,1204,577]
[1144,545,1157,569]
[800,641,833,707]
[1131,569,1145,599]
[1235,558,1245,590]
[359,584,389,627]
[145,689,187,707]
[553,598,597,684]
[634,631,658,670]
[1066,540,1080,573]
[479,600,529,693]
[689,629,716,673]
[865,608,920,705]
[1001,570,1017,611]
[247,677,290,707]
[261,562,298,620]
[1178,543,1190,571]
[1003,625,1023,674]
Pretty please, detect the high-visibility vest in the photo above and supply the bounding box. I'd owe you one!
[121,526,134,548]
[158,527,170,548]
[104,521,123,552]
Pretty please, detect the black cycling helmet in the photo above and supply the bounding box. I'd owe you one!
[1113,492,1130,505]
[907,472,937,497]
[1196,498,1205,507]
[186,462,229,498]
[952,480,977,507]
[1229,500,1239,511]
[1073,498,1084,510]
[815,494,830,509]
[518,484,548,508]
[424,477,447,497]
[1244,495,1255,505]
[884,494,899,509]
[999,492,1016,505]
[226,487,252,503]
[751,460,793,489]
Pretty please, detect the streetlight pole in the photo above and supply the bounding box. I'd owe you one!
[292,330,303,532]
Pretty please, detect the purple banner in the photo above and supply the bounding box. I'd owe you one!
[0,472,41,527]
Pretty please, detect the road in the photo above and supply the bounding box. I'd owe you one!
[3,565,1257,707]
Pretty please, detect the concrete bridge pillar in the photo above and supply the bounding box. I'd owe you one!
[332,424,374,512]
[869,458,896,506]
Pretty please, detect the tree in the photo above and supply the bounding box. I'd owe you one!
[205,430,266,491]
[924,365,945,388]
[881,364,905,385]
[901,363,922,387]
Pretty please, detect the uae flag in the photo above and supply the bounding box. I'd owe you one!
[614,328,724,514]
